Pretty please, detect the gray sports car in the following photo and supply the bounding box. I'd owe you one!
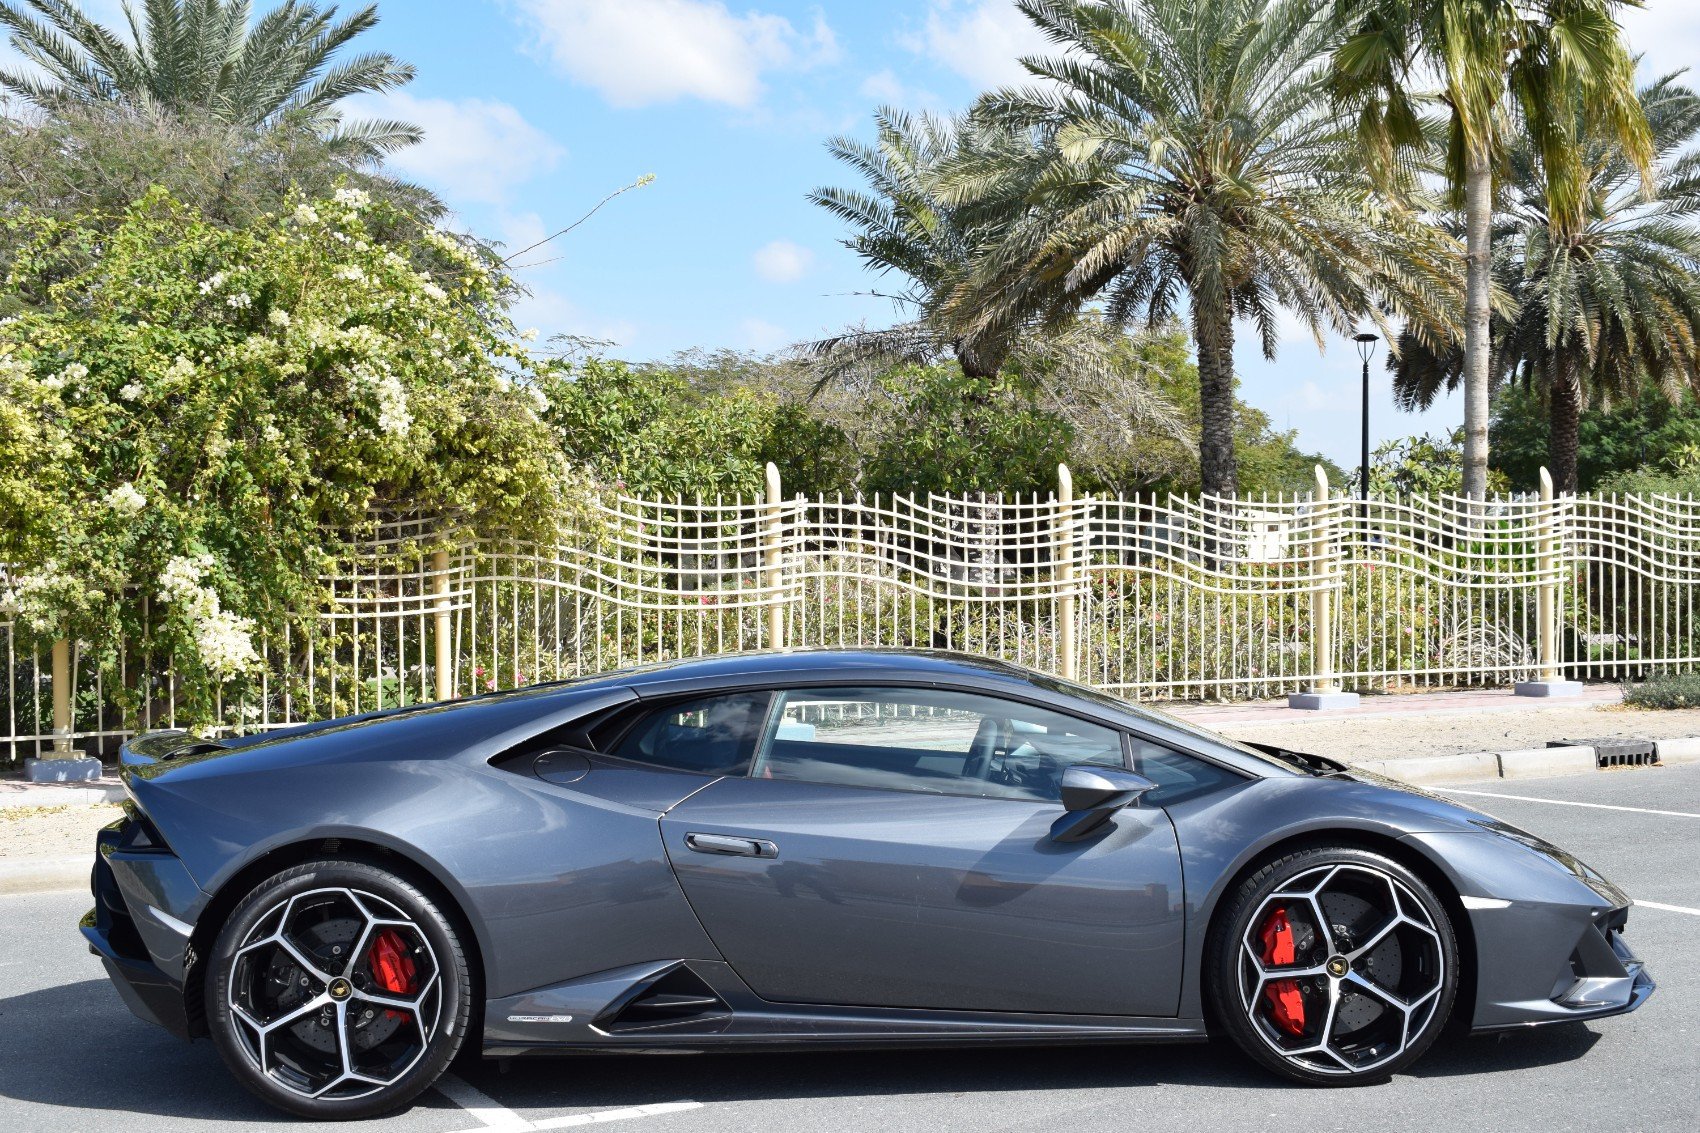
[85,649,1653,1119]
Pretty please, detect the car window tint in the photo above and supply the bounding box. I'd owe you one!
[607,692,770,776]
[754,687,1123,802]
[1128,734,1246,805]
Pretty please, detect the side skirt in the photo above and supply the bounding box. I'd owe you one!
[483,959,1207,1057]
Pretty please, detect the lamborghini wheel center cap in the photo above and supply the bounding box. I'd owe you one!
[1326,955,1350,978]
[328,977,353,1000]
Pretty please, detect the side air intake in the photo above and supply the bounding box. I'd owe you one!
[596,964,731,1033]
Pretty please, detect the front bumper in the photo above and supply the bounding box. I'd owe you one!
[82,817,204,1040]
[1470,902,1655,1031]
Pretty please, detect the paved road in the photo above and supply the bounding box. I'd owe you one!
[1,766,1696,1132]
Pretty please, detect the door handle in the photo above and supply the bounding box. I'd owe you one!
[684,832,778,858]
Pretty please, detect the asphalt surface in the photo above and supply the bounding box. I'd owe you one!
[1,765,1696,1132]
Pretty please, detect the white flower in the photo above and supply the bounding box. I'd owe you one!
[104,482,146,516]
[198,272,227,294]
[333,265,366,284]
[194,608,260,678]
[520,328,539,342]
[333,187,371,209]
[267,308,291,328]
[119,382,144,401]
[292,204,319,225]
[373,373,412,436]
[526,385,549,413]
[226,291,252,310]
[421,281,447,302]
[163,355,196,385]
[40,372,65,390]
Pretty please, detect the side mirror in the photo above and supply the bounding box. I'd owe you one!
[1051,765,1158,843]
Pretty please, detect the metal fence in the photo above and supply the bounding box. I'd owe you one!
[6,464,1700,760]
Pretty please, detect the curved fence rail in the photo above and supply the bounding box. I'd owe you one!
[5,467,1698,759]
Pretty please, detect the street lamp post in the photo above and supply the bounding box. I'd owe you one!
[1355,333,1379,502]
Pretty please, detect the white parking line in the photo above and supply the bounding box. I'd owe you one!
[436,1073,704,1133]
[1441,788,1700,819]
[435,1074,532,1130]
[1636,900,1700,917]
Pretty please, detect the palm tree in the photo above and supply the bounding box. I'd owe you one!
[948,0,1459,498]
[808,107,1048,379]
[1327,0,1650,500]
[0,0,418,157]
[1392,74,1700,494]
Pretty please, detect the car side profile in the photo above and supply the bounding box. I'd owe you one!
[83,649,1653,1119]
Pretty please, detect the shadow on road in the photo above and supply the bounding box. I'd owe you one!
[0,979,1605,1122]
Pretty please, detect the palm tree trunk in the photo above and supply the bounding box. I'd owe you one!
[1549,357,1582,494]
[1191,306,1239,499]
[1462,149,1493,501]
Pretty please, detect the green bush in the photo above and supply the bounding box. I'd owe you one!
[1623,671,1700,709]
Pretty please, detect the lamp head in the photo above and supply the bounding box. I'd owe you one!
[1354,332,1379,362]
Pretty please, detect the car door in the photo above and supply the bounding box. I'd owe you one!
[658,685,1185,1018]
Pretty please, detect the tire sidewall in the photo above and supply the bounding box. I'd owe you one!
[1208,846,1459,1085]
[205,859,471,1120]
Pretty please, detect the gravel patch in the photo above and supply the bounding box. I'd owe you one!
[1217,704,1700,762]
[0,804,118,859]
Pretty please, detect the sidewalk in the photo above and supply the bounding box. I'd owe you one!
[1166,683,1623,727]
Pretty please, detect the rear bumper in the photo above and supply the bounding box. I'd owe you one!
[83,819,203,1040]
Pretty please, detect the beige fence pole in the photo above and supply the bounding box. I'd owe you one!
[50,636,72,754]
[1057,463,1078,681]
[432,548,453,702]
[1288,466,1358,709]
[764,462,785,650]
[1515,466,1581,696]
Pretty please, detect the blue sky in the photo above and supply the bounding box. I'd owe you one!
[25,1,1700,468]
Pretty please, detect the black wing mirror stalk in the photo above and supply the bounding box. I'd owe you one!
[1050,765,1158,843]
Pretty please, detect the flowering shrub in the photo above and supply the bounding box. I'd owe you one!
[0,186,570,730]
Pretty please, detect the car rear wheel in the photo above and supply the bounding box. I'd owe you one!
[1209,846,1458,1085]
[205,860,472,1120]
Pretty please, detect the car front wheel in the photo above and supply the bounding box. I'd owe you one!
[205,859,472,1120]
[1209,846,1458,1085]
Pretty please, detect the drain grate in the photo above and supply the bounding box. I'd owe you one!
[1550,738,1658,768]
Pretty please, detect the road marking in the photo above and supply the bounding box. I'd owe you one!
[1636,900,1700,917]
[1442,788,1700,819]
[437,1074,704,1133]
[435,1074,532,1130]
[534,1102,705,1129]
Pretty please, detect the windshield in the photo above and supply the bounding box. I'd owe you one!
[1023,672,1310,774]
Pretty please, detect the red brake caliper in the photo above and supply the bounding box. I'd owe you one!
[1258,908,1306,1036]
[368,928,417,1020]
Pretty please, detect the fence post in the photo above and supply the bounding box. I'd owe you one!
[433,548,453,702]
[1515,466,1582,696]
[764,462,786,650]
[1057,463,1078,681]
[22,634,100,781]
[1287,466,1358,710]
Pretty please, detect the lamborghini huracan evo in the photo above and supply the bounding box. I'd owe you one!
[84,649,1653,1119]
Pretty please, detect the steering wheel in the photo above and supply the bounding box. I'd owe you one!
[963,717,1010,782]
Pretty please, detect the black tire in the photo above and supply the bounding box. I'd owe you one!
[205,860,472,1120]
[1207,846,1458,1085]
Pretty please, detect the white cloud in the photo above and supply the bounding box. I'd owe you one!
[741,317,791,350]
[858,68,939,109]
[514,0,838,108]
[350,92,563,206]
[751,239,813,283]
[903,0,1051,90]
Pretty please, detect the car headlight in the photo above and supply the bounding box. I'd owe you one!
[1471,818,1625,905]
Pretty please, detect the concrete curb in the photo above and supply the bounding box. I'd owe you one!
[1498,745,1596,779]
[0,855,89,895]
[0,779,126,808]
[1349,734,1700,786]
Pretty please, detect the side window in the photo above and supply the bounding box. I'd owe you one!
[1128,734,1246,805]
[754,687,1123,802]
[605,692,771,776]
